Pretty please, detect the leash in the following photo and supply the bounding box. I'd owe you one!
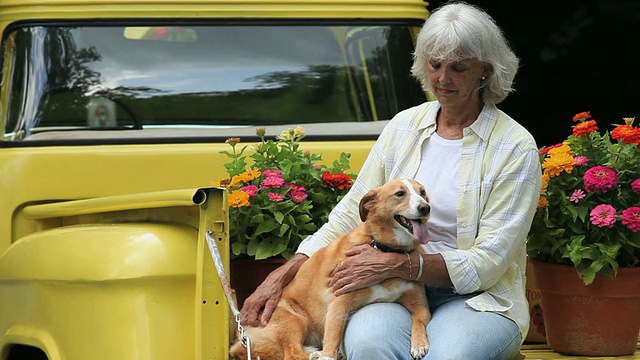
[205,230,260,360]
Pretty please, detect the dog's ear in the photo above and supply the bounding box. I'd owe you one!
[359,189,378,222]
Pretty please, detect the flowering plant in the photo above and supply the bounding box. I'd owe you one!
[527,112,640,284]
[214,126,355,260]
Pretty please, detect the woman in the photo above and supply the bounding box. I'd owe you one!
[241,2,542,359]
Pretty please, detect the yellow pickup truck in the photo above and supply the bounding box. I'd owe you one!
[0,1,428,359]
[0,1,637,359]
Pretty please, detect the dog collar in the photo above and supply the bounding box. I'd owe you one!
[369,239,408,254]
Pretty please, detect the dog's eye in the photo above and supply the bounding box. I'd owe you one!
[395,190,405,197]
[421,189,426,197]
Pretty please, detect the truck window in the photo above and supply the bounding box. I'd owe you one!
[2,24,425,141]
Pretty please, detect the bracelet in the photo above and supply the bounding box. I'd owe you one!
[406,253,413,280]
[416,254,424,280]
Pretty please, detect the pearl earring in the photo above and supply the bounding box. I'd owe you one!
[481,76,486,81]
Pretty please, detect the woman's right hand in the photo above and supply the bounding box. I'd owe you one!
[240,253,308,327]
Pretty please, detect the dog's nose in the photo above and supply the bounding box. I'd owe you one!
[418,204,430,217]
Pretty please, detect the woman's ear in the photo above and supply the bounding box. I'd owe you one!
[482,64,493,79]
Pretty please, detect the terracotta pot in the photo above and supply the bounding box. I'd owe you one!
[531,259,640,356]
[230,257,287,310]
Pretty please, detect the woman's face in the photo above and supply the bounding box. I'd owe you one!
[427,58,488,108]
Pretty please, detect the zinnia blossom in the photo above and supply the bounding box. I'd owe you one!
[611,124,640,145]
[322,172,353,190]
[290,190,308,203]
[573,156,588,166]
[260,176,285,188]
[237,169,261,183]
[621,207,640,232]
[286,183,306,193]
[542,152,575,177]
[632,178,640,194]
[268,192,284,202]
[569,189,585,203]
[546,143,572,156]
[573,111,591,122]
[241,185,259,197]
[539,143,563,156]
[277,126,305,141]
[583,166,619,192]
[225,137,241,145]
[540,174,549,194]
[590,204,617,227]
[262,169,282,177]
[212,176,242,189]
[572,120,598,137]
[537,196,549,208]
[228,190,250,208]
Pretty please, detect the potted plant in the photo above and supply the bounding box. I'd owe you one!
[214,126,355,306]
[527,111,640,356]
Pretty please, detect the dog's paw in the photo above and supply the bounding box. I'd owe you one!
[309,350,339,360]
[410,343,429,359]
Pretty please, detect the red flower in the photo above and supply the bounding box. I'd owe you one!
[611,124,640,145]
[572,111,591,122]
[572,120,598,137]
[322,172,353,190]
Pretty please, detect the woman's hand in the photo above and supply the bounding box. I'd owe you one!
[240,254,308,327]
[329,244,401,296]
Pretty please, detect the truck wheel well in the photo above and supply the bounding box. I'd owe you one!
[6,345,48,360]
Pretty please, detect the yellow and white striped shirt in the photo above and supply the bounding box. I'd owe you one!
[297,100,542,341]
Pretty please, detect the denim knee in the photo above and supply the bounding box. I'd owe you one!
[342,303,413,360]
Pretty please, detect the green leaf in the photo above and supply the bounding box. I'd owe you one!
[246,238,259,256]
[253,219,280,236]
[274,211,284,224]
[255,239,281,260]
[231,242,246,256]
[278,223,290,237]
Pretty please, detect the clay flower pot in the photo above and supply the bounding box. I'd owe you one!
[531,259,640,356]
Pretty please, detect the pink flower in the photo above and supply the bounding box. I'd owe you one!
[290,190,308,203]
[632,178,640,194]
[589,204,617,227]
[313,164,323,170]
[569,189,586,203]
[240,185,258,197]
[260,176,284,188]
[268,192,284,202]
[621,207,640,232]
[573,156,588,166]
[285,183,307,193]
[583,166,619,193]
[262,169,282,177]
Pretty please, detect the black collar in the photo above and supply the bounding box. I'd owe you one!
[369,239,409,254]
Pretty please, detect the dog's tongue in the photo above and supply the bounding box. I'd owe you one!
[411,220,430,244]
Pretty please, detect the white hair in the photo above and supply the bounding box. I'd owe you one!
[411,2,519,104]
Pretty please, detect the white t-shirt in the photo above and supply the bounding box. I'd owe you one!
[414,132,461,254]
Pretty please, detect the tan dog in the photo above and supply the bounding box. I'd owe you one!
[230,179,432,360]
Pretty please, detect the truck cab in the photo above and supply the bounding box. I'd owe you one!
[0,1,429,359]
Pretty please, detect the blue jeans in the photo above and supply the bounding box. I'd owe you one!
[342,284,522,360]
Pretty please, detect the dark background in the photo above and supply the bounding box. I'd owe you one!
[424,0,640,147]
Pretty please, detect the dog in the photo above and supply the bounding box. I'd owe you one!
[230,178,432,360]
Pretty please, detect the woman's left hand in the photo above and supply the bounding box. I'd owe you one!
[329,244,399,296]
